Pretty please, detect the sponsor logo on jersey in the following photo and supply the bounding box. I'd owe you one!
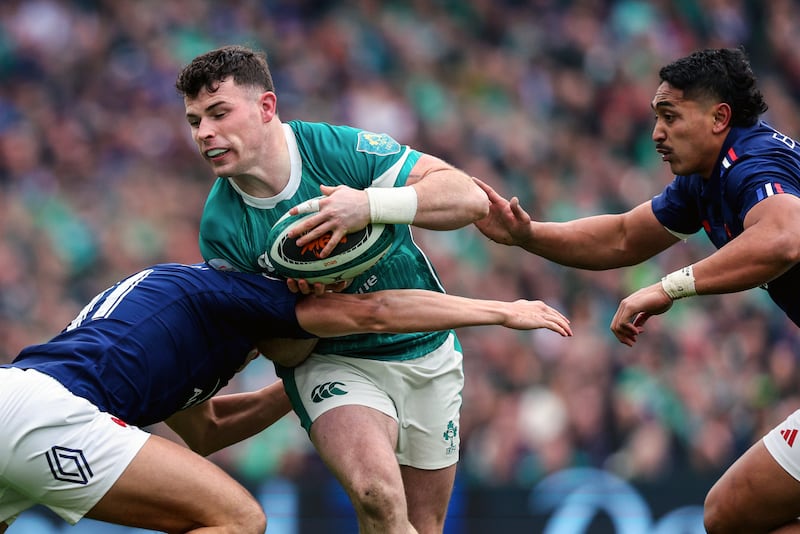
[46,446,94,485]
[311,381,348,403]
[356,132,401,156]
[181,380,220,410]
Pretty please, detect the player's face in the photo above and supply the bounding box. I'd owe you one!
[651,82,722,178]
[183,78,275,178]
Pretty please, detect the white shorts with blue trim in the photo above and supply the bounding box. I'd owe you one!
[0,367,149,526]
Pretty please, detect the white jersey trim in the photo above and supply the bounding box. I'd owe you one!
[225,123,302,209]
[371,148,412,188]
[664,226,693,241]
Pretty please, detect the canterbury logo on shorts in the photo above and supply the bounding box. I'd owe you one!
[311,381,348,403]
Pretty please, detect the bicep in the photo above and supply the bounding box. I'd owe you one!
[620,201,681,259]
[405,154,455,186]
[743,194,800,259]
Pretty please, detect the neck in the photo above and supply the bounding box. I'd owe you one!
[230,122,290,198]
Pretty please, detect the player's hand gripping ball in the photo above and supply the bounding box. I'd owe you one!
[265,201,395,284]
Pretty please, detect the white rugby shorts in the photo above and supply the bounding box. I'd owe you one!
[763,408,800,481]
[0,367,150,526]
[286,333,464,469]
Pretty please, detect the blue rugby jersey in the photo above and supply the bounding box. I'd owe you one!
[651,121,800,324]
[8,263,311,426]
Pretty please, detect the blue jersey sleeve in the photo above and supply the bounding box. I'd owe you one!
[724,155,800,222]
[651,176,705,235]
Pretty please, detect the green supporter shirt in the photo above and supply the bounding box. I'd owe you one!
[199,120,457,361]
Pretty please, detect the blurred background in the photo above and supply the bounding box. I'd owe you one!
[2,0,799,532]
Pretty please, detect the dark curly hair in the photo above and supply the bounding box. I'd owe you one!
[659,47,768,127]
[176,45,274,98]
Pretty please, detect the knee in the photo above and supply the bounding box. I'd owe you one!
[349,478,406,522]
[703,484,737,534]
[232,500,267,534]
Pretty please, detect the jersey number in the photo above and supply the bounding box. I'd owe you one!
[65,269,154,331]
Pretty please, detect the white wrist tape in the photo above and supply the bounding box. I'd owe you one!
[365,186,418,224]
[661,265,697,299]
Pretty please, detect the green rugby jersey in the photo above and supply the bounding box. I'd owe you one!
[199,120,456,361]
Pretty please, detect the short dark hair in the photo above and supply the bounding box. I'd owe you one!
[176,45,274,98]
[659,47,768,127]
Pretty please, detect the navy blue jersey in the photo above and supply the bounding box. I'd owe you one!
[9,263,312,426]
[651,121,800,324]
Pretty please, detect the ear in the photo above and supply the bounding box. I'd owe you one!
[259,91,278,122]
[712,103,732,133]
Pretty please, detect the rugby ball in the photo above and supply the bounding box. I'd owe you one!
[265,205,395,284]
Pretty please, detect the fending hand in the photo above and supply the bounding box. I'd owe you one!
[472,177,533,246]
[505,299,572,337]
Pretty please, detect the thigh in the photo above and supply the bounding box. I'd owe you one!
[87,434,262,532]
[310,405,404,492]
[401,464,457,533]
[706,439,800,532]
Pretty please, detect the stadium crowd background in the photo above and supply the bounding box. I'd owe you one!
[1,0,799,531]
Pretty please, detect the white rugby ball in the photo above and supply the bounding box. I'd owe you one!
[265,204,395,284]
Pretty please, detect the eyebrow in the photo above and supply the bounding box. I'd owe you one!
[651,101,677,111]
[185,101,226,119]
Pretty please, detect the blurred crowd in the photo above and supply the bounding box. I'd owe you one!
[2,0,800,501]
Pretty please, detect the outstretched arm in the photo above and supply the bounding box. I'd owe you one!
[610,193,800,346]
[402,153,490,229]
[288,154,489,257]
[165,380,291,457]
[296,290,572,338]
[473,178,678,269]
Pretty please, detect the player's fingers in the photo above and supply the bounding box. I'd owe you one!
[319,230,347,258]
[293,221,336,247]
[286,278,300,293]
[287,213,323,239]
[546,319,572,337]
[325,280,349,293]
[294,197,321,215]
[509,197,530,220]
[611,321,638,346]
[310,281,327,296]
[472,177,496,196]
[293,279,316,295]
[632,312,650,327]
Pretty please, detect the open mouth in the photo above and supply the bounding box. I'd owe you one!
[205,148,229,159]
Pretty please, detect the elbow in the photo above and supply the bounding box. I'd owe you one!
[471,188,491,221]
[772,236,800,273]
[186,419,220,457]
[780,233,800,264]
[193,438,217,458]
[359,295,395,333]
